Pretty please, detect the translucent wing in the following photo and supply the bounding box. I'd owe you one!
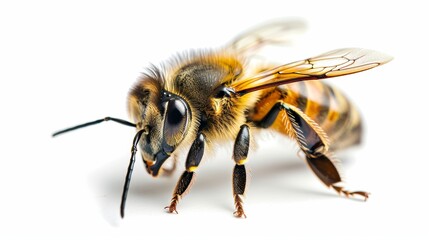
[227,19,307,55]
[231,48,393,95]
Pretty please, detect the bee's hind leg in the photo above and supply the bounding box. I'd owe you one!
[255,101,368,200]
[282,103,369,200]
[305,153,369,200]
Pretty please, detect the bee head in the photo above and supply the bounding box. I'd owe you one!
[128,73,191,177]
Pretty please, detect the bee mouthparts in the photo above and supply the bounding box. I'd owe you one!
[150,151,170,177]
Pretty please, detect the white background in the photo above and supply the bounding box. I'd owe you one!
[1,0,428,239]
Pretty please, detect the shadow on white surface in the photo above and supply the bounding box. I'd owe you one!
[89,142,363,226]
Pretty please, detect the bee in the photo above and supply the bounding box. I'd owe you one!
[53,20,392,218]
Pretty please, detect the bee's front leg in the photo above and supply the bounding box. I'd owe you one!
[232,124,250,218]
[165,133,205,214]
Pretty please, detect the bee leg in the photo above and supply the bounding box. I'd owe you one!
[283,104,369,200]
[232,124,250,218]
[254,102,285,128]
[305,154,369,200]
[165,133,205,214]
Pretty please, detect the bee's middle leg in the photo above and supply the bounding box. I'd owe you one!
[232,124,250,218]
[165,133,205,214]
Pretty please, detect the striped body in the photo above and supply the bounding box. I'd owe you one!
[249,81,362,151]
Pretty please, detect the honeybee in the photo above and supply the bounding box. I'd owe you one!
[53,20,392,218]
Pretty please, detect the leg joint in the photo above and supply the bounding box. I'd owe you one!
[255,102,285,128]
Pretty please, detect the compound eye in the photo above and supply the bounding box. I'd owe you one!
[163,98,189,147]
[167,99,186,125]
